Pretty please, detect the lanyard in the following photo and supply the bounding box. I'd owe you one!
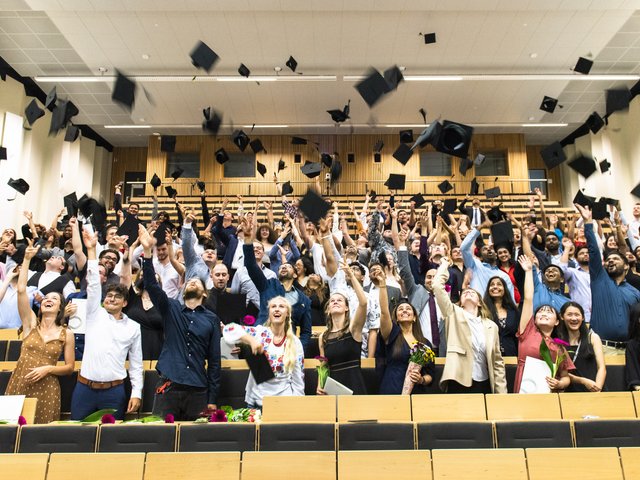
[571,340,581,363]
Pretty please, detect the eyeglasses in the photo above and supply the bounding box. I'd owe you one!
[104,293,124,300]
[102,256,118,262]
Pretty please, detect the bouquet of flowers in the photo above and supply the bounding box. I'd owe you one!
[315,356,330,389]
[194,406,261,423]
[402,342,436,395]
[539,338,569,378]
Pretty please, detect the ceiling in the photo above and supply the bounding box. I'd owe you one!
[1,0,640,147]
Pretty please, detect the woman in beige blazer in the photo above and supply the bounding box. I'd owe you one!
[433,259,507,393]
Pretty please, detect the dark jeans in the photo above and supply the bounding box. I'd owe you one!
[70,382,127,420]
[152,380,208,421]
[447,379,492,394]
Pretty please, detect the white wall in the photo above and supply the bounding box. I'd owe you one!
[0,76,112,233]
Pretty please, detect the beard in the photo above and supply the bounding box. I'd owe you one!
[183,288,203,301]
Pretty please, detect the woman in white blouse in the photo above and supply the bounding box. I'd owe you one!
[223,296,305,408]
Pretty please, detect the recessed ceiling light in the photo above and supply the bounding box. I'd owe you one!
[152,132,160,136]
[97,66,108,73]
[399,66,406,72]
[528,116,535,121]
[142,54,150,60]
[529,53,538,59]
[139,118,145,122]
[274,66,282,72]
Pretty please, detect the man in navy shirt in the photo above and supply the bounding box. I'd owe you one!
[139,225,221,420]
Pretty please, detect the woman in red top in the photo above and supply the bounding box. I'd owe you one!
[514,255,574,393]
[496,245,521,304]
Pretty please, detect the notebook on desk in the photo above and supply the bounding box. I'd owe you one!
[323,376,353,396]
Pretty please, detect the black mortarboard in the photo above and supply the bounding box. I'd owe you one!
[592,199,608,221]
[111,70,136,109]
[599,158,611,174]
[7,178,29,195]
[470,177,479,196]
[437,180,453,194]
[355,68,389,107]
[239,344,275,384]
[586,111,605,134]
[540,96,558,113]
[487,205,507,223]
[573,190,595,207]
[299,188,331,223]
[150,173,162,189]
[399,129,414,143]
[378,250,389,268]
[154,221,169,246]
[116,214,140,246]
[373,139,384,153]
[215,148,229,164]
[64,125,80,142]
[0,147,6,160]
[423,32,437,44]
[435,120,474,159]
[631,182,640,199]
[189,40,219,72]
[24,98,44,126]
[49,100,78,135]
[77,195,107,229]
[491,221,514,249]
[540,141,566,169]
[392,143,413,165]
[160,135,176,153]
[170,167,184,181]
[196,180,206,192]
[165,185,177,198]
[409,193,426,208]
[485,186,501,199]
[45,86,57,111]
[291,136,307,145]
[330,159,342,184]
[383,65,404,91]
[281,181,293,196]
[301,161,322,178]
[443,198,457,215]
[63,192,78,216]
[574,56,593,75]
[256,161,267,177]
[568,154,597,179]
[385,173,406,190]
[216,293,247,325]
[474,153,486,166]
[250,138,266,154]
[601,197,619,207]
[202,107,222,135]
[606,88,630,116]
[320,153,333,167]
[459,157,473,176]
[238,63,250,78]
[411,121,442,151]
[232,130,250,151]
[286,55,298,72]
[278,159,286,172]
[77,194,91,217]
[369,190,377,201]
[327,100,350,123]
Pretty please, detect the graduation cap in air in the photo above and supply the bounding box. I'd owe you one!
[77,195,107,229]
[232,130,250,151]
[601,197,619,208]
[286,56,298,72]
[63,192,78,217]
[568,153,597,179]
[49,100,79,136]
[238,63,251,78]
[189,40,219,72]
[327,100,350,123]
[540,141,566,169]
[599,158,611,174]
[8,178,29,195]
[369,190,377,201]
[474,153,486,166]
[24,98,44,126]
[111,70,136,110]
[383,65,404,91]
[161,135,176,153]
[573,190,596,207]
[574,56,593,75]
[170,167,184,181]
[392,144,413,166]
[301,161,322,178]
[485,186,501,199]
[592,199,608,221]
[586,111,605,134]
[215,148,229,164]
[385,173,406,190]
[491,221,514,249]
[196,180,206,192]
[281,181,293,196]
[256,161,267,178]
[470,177,480,196]
[409,193,426,208]
[437,180,454,194]
[435,120,474,159]
[354,68,389,108]
[0,147,6,160]
[330,159,343,184]
[116,215,140,246]
[299,188,331,223]
[487,205,508,223]
[154,221,169,247]
[399,129,414,143]
[165,186,178,198]
[631,182,640,199]
[45,86,57,111]
[422,32,437,44]
[202,107,222,135]
[320,153,333,167]
[250,139,266,154]
[540,96,559,113]
[442,198,457,216]
[291,136,307,145]
[373,139,384,153]
[459,157,473,176]
[606,88,631,116]
[64,125,80,142]
[150,173,162,189]
[411,121,442,151]
[278,159,286,172]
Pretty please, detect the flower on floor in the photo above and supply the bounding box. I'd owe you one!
[164,414,175,424]
[101,414,116,424]
[210,409,228,423]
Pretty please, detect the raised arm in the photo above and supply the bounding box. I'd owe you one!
[68,217,86,272]
[17,240,38,336]
[372,269,392,341]
[342,258,367,337]
[433,259,454,318]
[518,255,534,334]
[242,218,268,292]
[81,228,103,321]
[139,225,170,313]
[319,217,338,278]
[23,211,38,240]
[200,191,211,227]
[575,203,603,278]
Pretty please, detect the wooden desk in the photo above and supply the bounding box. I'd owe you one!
[432,448,527,480]
[337,395,412,422]
[241,451,336,480]
[338,450,431,480]
[0,453,48,480]
[526,447,623,480]
[261,395,336,423]
[47,453,145,480]
[486,393,561,421]
[412,394,486,422]
[619,447,640,480]
[144,452,240,480]
[559,392,637,420]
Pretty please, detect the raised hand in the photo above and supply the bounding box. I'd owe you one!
[138,224,156,250]
[574,203,592,222]
[23,211,33,221]
[369,267,386,287]
[81,229,98,249]
[318,217,330,236]
[517,255,533,272]
[23,238,40,261]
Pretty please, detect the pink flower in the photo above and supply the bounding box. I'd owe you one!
[101,414,116,424]
[17,415,27,426]
[314,356,329,363]
[210,409,228,423]
[164,414,175,424]
[552,338,570,347]
[243,315,256,326]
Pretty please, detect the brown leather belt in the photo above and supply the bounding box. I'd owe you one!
[78,374,124,390]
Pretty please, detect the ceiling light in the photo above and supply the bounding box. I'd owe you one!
[343,73,640,82]
[35,74,337,83]
[152,132,160,136]
[242,124,289,128]
[529,53,538,59]
[142,54,150,60]
[104,125,151,129]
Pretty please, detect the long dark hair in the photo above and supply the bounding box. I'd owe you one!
[390,300,429,360]
[321,292,350,347]
[38,292,67,328]
[483,276,518,325]
[556,301,594,359]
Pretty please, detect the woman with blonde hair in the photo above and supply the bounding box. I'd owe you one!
[433,259,507,394]
[222,296,304,408]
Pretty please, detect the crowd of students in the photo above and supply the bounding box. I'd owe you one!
[1,181,640,423]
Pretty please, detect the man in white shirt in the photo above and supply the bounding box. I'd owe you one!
[27,254,76,299]
[153,241,181,299]
[70,229,143,420]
